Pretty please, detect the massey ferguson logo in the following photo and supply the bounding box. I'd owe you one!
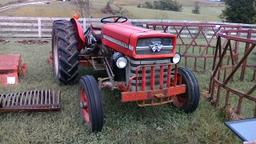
[150,41,163,52]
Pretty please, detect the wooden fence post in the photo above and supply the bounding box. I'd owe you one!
[38,18,42,38]
[83,18,86,31]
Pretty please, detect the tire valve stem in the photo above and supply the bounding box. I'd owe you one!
[80,102,87,109]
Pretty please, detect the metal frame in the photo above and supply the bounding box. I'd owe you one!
[75,56,186,106]
[97,60,186,106]
[208,29,256,119]
[146,22,242,71]
[0,90,60,112]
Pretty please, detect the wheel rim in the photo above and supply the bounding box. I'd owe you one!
[80,88,91,124]
[53,35,59,78]
[173,74,188,108]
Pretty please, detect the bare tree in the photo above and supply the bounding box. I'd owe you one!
[101,0,114,14]
[192,1,200,14]
[74,0,91,17]
[101,0,131,17]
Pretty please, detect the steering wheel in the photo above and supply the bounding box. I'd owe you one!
[100,16,128,24]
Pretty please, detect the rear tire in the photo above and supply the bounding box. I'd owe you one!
[79,75,104,132]
[52,20,79,84]
[172,67,200,113]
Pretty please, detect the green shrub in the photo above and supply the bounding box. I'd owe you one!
[140,0,182,12]
[192,2,200,14]
[221,0,256,23]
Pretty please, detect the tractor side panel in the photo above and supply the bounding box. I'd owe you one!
[101,24,135,57]
[102,23,151,44]
[102,37,133,57]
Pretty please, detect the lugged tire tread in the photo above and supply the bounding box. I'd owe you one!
[52,20,79,84]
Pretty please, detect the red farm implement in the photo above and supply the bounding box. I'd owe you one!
[0,48,61,113]
[0,54,27,86]
[51,16,200,132]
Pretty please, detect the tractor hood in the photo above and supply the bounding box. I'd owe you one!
[102,23,177,59]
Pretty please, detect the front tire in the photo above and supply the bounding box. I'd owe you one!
[80,75,104,132]
[172,67,200,113]
[52,20,79,84]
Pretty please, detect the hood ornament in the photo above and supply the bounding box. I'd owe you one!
[150,41,163,52]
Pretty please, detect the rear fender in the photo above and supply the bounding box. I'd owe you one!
[70,18,86,51]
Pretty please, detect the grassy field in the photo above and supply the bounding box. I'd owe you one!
[0,38,244,144]
[0,0,224,21]
[0,0,15,5]
[124,6,223,21]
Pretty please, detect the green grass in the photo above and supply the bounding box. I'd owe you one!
[124,6,223,21]
[0,1,77,17]
[0,0,224,21]
[0,0,16,5]
[0,38,242,144]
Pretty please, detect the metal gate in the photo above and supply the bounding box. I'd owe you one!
[208,29,256,119]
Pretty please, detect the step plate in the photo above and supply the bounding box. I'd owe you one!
[0,90,60,112]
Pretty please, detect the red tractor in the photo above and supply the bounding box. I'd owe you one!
[52,16,200,132]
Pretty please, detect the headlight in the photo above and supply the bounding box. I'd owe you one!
[116,57,127,69]
[171,53,181,64]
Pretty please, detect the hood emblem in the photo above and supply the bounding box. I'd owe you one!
[150,41,163,52]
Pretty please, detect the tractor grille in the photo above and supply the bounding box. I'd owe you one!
[136,38,173,55]
[126,58,175,91]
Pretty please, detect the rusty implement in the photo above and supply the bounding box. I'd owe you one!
[146,22,242,71]
[0,54,27,86]
[208,29,256,119]
[0,90,61,112]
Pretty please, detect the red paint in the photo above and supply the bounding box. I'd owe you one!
[174,65,178,87]
[102,23,177,59]
[150,66,155,90]
[0,54,27,86]
[80,88,90,123]
[135,68,139,92]
[120,64,187,103]
[166,64,172,88]
[70,18,86,50]
[159,65,164,89]
[121,85,186,102]
[141,66,146,91]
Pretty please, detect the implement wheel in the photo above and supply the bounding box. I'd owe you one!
[80,75,104,132]
[52,20,79,84]
[173,67,200,113]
